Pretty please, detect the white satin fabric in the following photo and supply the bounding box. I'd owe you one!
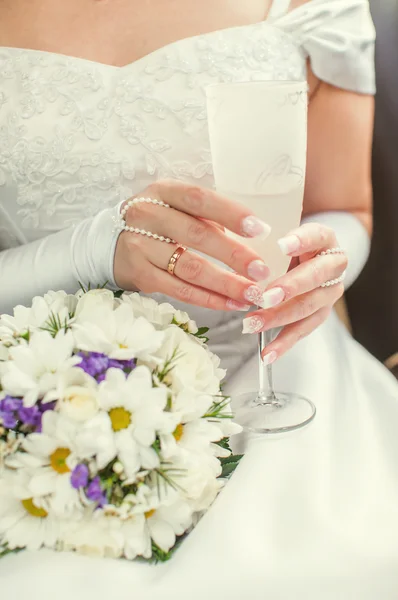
[1,1,397,599]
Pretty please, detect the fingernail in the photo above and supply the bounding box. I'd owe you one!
[262,350,278,365]
[242,316,265,334]
[247,260,270,282]
[241,216,271,238]
[261,287,285,309]
[244,285,265,306]
[278,234,301,255]
[226,299,251,312]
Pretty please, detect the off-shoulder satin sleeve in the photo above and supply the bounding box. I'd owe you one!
[272,0,376,94]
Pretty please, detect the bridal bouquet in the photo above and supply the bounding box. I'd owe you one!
[0,289,242,561]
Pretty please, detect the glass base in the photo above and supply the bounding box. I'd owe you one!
[233,391,316,434]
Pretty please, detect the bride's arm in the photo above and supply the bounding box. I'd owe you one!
[0,206,121,315]
[300,67,374,289]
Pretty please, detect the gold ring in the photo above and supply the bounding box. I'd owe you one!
[167,246,187,276]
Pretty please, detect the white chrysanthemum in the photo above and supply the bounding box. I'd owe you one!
[0,330,80,407]
[72,300,164,361]
[77,367,176,479]
[0,472,61,551]
[155,325,224,395]
[120,293,176,327]
[10,411,83,516]
[61,511,124,559]
[0,291,77,340]
[46,367,99,422]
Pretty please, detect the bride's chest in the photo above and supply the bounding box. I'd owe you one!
[0,24,305,234]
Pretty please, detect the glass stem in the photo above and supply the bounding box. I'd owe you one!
[258,329,277,403]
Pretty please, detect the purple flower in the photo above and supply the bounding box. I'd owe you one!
[0,412,17,429]
[76,351,136,382]
[71,464,89,489]
[18,406,41,427]
[86,476,107,507]
[0,396,22,412]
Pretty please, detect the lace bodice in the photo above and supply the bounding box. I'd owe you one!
[0,0,375,322]
[0,22,304,246]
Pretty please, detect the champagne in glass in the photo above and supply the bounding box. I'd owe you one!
[207,80,316,434]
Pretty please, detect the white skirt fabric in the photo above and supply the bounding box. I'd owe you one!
[2,312,398,600]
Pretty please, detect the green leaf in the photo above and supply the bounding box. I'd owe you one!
[215,437,232,453]
[113,290,124,299]
[219,454,243,479]
[196,327,209,336]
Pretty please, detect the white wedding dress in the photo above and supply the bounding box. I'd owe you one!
[1,0,398,598]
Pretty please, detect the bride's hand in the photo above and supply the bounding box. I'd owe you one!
[114,179,272,310]
[242,222,348,363]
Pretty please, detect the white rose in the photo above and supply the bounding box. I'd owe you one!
[49,368,99,422]
[155,325,223,395]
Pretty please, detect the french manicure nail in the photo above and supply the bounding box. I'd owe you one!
[262,350,278,365]
[261,287,285,309]
[247,260,270,282]
[226,299,251,312]
[241,216,271,238]
[278,234,301,255]
[242,316,265,334]
[244,285,265,306]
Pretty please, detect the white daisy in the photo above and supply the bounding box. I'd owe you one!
[11,411,83,516]
[77,367,176,479]
[0,472,61,551]
[72,301,164,361]
[0,291,77,340]
[160,417,230,460]
[0,330,80,407]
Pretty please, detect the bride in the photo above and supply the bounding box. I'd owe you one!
[1,0,398,598]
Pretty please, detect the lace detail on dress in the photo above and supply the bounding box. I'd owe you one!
[0,23,304,236]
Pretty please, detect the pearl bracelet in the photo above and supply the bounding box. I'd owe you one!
[317,247,345,257]
[113,197,176,244]
[317,248,347,288]
[320,271,346,288]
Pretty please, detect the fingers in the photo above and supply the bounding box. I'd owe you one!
[242,284,343,333]
[129,261,251,312]
[260,307,331,364]
[123,199,271,279]
[136,236,267,308]
[145,179,271,238]
[114,234,254,312]
[258,253,347,307]
[277,222,338,257]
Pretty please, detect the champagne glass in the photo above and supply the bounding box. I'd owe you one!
[206,80,316,434]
